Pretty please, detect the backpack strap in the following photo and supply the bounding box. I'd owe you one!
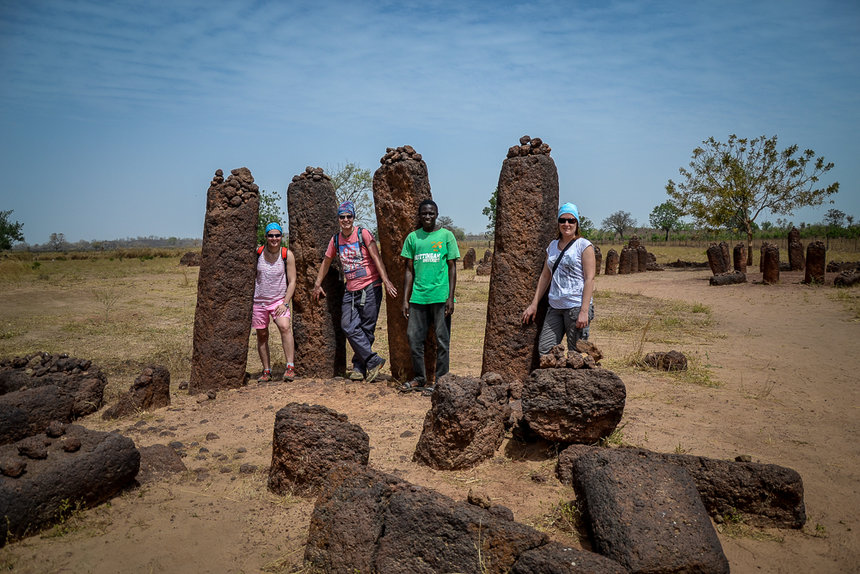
[552,238,576,275]
[256,245,288,261]
[333,227,366,260]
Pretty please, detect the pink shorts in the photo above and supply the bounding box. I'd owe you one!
[252,300,291,330]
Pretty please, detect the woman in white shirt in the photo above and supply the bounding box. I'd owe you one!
[522,202,596,354]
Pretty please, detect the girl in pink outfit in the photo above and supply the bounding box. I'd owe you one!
[254,222,296,382]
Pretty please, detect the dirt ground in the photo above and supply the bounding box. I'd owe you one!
[1,266,858,573]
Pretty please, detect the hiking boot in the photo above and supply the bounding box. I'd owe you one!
[349,370,365,381]
[257,369,272,383]
[365,358,385,383]
[283,365,295,382]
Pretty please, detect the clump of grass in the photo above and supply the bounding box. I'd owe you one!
[93,286,121,321]
[829,289,860,320]
[540,499,586,536]
[598,423,626,447]
[41,499,84,538]
[716,508,785,542]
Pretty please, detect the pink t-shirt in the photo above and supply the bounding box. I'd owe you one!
[254,252,286,306]
[324,228,380,292]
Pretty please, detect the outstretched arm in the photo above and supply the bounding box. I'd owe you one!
[445,259,457,316]
[402,258,414,319]
[367,239,397,298]
[576,245,596,328]
[312,255,334,300]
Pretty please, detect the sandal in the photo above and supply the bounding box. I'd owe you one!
[398,380,424,393]
[420,385,436,397]
[258,369,272,382]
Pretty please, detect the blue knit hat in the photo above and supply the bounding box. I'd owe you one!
[558,202,580,222]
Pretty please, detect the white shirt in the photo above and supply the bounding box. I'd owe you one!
[546,237,593,309]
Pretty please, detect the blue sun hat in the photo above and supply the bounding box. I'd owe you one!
[558,202,580,222]
[338,201,356,217]
[265,222,282,234]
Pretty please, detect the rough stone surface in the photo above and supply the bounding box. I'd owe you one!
[0,425,140,546]
[412,373,511,470]
[482,140,559,389]
[803,240,826,284]
[137,444,187,483]
[604,249,619,275]
[643,350,688,370]
[709,270,747,286]
[834,270,860,287]
[288,168,346,378]
[707,242,729,275]
[268,403,369,496]
[179,251,200,266]
[618,246,634,274]
[558,445,806,529]
[462,247,476,270]
[762,243,780,284]
[102,365,170,420]
[788,232,804,271]
[568,448,730,573]
[475,261,492,276]
[636,245,648,273]
[733,242,747,272]
[190,168,259,392]
[305,465,549,574]
[593,245,602,276]
[0,353,107,445]
[511,542,627,574]
[522,368,625,443]
[372,151,435,381]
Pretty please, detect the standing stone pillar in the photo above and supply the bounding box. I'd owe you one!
[733,243,747,273]
[605,249,619,275]
[762,244,780,284]
[593,245,602,276]
[803,241,826,284]
[373,146,435,382]
[462,248,476,270]
[788,227,805,271]
[706,243,728,275]
[618,247,633,274]
[481,136,559,391]
[288,167,346,378]
[190,168,259,392]
[719,241,730,270]
[759,243,768,273]
[636,245,648,273]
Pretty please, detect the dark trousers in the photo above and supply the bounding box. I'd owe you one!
[406,302,450,384]
[342,283,383,374]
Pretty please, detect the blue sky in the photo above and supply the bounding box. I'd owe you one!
[1,0,857,244]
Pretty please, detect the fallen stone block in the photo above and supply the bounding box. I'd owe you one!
[709,270,747,286]
[558,445,806,529]
[305,465,552,574]
[643,350,688,371]
[522,368,625,444]
[413,373,510,470]
[511,541,628,574]
[569,448,729,573]
[0,425,139,546]
[268,403,369,496]
[102,365,170,420]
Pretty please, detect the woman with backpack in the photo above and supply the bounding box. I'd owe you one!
[521,202,596,353]
[312,201,398,382]
[254,222,296,382]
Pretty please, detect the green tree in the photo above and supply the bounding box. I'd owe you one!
[649,201,683,241]
[257,189,285,244]
[437,215,466,242]
[602,210,636,239]
[667,134,839,261]
[0,210,24,250]
[48,232,66,251]
[330,162,374,228]
[482,187,498,236]
[824,208,845,228]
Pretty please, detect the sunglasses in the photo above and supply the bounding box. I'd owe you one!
[558,217,578,224]
[267,233,282,238]
[339,214,354,220]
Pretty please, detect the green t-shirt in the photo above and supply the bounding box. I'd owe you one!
[401,227,461,304]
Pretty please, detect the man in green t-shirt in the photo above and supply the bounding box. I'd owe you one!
[399,199,460,394]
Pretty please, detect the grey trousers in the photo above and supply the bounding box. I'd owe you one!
[406,302,450,384]
[537,303,595,355]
